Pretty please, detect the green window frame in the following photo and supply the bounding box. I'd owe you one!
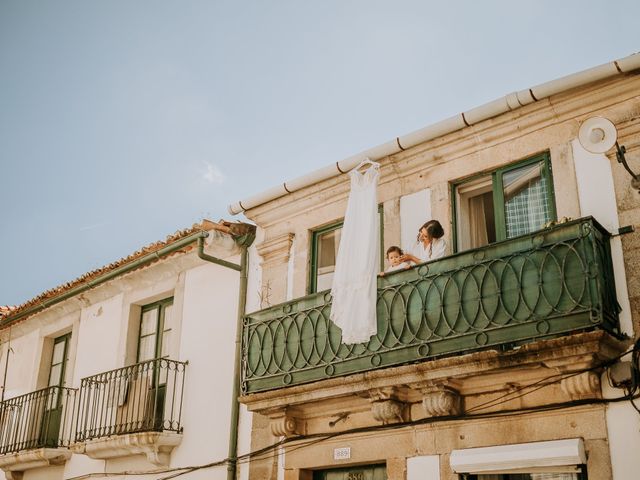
[452,152,557,253]
[308,207,384,294]
[137,298,174,363]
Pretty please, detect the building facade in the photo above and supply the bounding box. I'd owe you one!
[234,54,640,480]
[0,220,256,480]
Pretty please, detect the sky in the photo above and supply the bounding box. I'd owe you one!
[1,0,639,306]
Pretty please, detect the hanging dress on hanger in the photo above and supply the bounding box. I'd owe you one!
[330,163,380,344]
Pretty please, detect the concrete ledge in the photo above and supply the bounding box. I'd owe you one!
[71,431,182,466]
[0,448,72,480]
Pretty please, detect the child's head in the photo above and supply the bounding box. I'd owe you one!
[386,246,403,267]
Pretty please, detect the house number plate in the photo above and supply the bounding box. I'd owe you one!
[333,447,351,460]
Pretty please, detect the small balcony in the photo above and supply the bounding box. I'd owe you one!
[73,358,186,466]
[0,386,76,475]
[241,217,620,394]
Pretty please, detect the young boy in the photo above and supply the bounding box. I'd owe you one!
[380,246,411,276]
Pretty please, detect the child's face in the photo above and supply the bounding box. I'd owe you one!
[388,251,401,267]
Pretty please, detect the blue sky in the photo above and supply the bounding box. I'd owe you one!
[1,1,639,306]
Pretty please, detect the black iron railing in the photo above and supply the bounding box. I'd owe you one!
[242,217,620,393]
[0,386,77,454]
[75,358,186,442]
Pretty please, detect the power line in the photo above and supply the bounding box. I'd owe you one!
[66,341,640,480]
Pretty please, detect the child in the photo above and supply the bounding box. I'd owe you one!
[380,246,411,276]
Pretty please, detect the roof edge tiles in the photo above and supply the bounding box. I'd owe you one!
[0,219,247,328]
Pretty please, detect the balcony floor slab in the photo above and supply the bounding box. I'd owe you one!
[71,431,182,467]
[0,447,72,479]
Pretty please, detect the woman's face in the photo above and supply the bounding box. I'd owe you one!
[419,228,430,243]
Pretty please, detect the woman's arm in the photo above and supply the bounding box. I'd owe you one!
[399,253,421,264]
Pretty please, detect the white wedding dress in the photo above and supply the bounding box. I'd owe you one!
[330,163,380,344]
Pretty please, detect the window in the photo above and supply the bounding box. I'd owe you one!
[309,209,384,294]
[41,333,71,447]
[138,298,173,362]
[310,222,343,293]
[48,333,70,388]
[453,153,556,252]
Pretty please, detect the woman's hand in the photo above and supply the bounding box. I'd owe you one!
[400,254,420,264]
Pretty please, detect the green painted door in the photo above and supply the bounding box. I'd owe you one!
[313,464,387,480]
[138,299,173,430]
[40,333,70,447]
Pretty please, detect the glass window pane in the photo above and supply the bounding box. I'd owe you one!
[503,161,552,238]
[163,304,174,330]
[317,228,341,269]
[141,308,158,336]
[48,364,62,387]
[51,341,65,365]
[455,174,496,251]
[161,329,172,358]
[138,334,156,362]
[315,227,342,292]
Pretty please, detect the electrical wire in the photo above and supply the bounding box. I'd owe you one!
[65,341,640,480]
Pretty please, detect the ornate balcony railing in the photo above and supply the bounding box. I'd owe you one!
[241,217,620,393]
[0,386,77,455]
[75,358,187,442]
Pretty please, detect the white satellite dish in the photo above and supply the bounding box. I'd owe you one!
[578,117,618,154]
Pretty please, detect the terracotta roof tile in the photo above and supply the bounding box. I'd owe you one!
[1,219,251,325]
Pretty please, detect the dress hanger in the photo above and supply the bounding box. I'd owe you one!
[353,157,380,173]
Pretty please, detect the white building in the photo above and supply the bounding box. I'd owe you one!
[0,220,256,480]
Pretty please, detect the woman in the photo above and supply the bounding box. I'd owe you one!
[400,220,447,265]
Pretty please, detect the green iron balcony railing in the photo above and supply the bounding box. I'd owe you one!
[241,217,620,394]
[75,358,187,442]
[0,386,77,455]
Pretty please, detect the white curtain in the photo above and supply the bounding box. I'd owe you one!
[468,194,488,249]
[330,164,380,344]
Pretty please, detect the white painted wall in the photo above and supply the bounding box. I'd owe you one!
[572,139,633,337]
[71,295,124,383]
[407,455,440,480]
[400,189,431,253]
[572,139,639,480]
[169,259,241,480]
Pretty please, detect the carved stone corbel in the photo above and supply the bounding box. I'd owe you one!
[256,233,295,268]
[267,409,302,437]
[561,371,601,400]
[367,387,407,424]
[415,383,462,417]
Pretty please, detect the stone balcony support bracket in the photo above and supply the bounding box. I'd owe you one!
[560,371,602,400]
[367,387,408,425]
[265,408,303,437]
[71,431,182,467]
[0,448,72,480]
[415,383,463,418]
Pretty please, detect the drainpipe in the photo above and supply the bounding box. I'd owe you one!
[196,233,254,480]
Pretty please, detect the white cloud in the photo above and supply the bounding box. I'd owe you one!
[79,222,106,232]
[202,161,226,185]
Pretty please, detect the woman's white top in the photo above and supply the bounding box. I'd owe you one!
[410,237,447,263]
[330,164,380,344]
